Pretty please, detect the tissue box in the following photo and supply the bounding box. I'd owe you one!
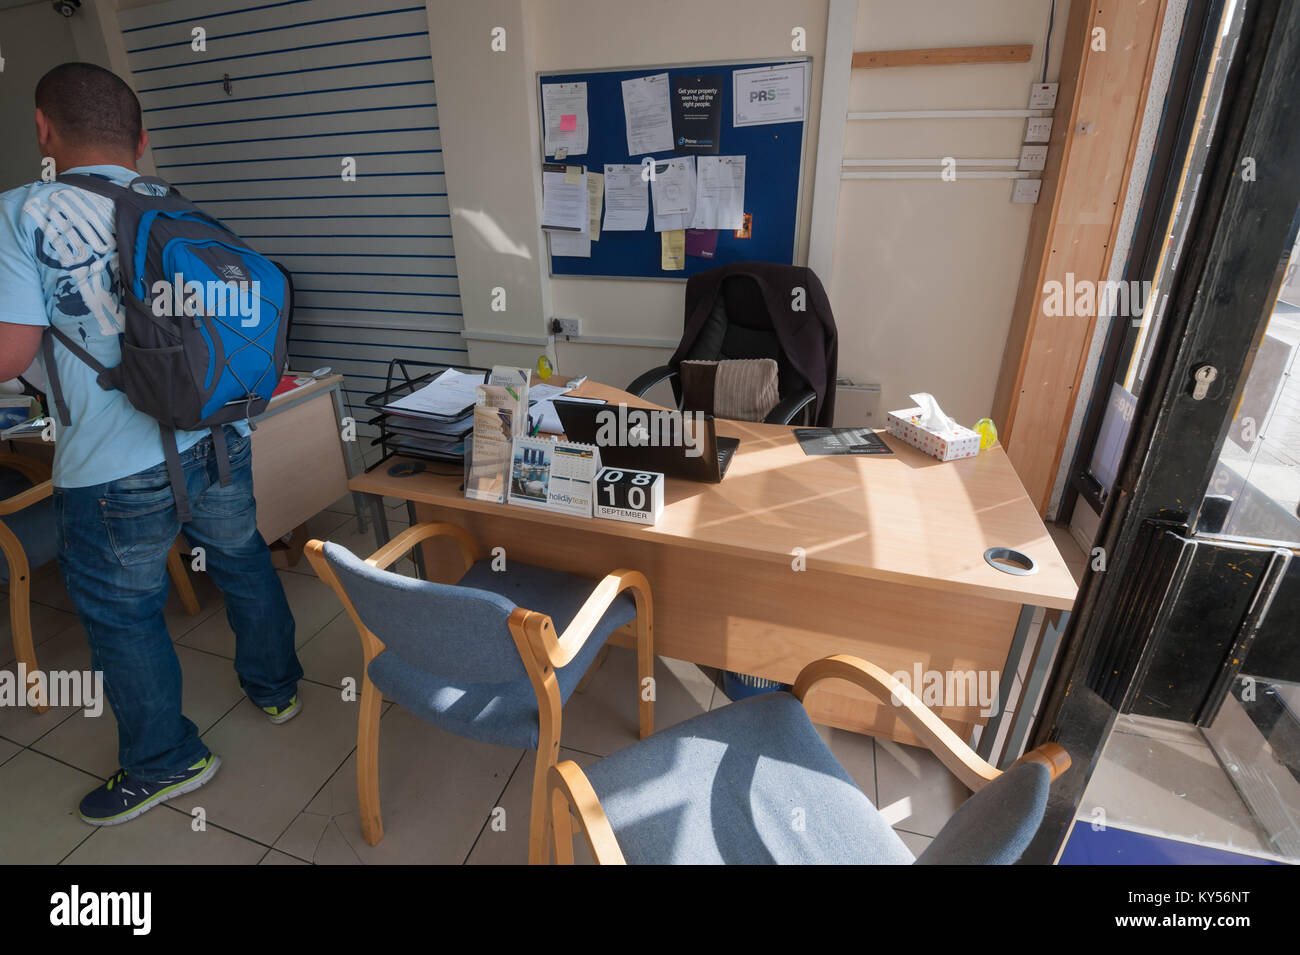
[886,407,981,461]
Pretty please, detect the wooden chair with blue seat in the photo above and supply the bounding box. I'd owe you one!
[1,452,202,714]
[0,452,57,712]
[304,521,654,864]
[548,654,1071,865]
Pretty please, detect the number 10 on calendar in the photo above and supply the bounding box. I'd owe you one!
[594,467,665,525]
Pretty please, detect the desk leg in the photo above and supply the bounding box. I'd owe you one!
[977,605,1036,763]
[1000,609,1069,767]
[406,501,426,580]
[329,383,368,536]
[367,494,391,553]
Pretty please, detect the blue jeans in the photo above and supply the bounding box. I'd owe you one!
[54,425,301,781]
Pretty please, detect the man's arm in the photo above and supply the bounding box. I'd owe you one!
[0,322,44,381]
[0,195,51,381]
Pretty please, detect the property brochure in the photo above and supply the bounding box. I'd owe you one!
[508,435,601,518]
[464,384,515,503]
[489,365,532,436]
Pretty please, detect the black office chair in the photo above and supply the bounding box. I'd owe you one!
[627,262,839,426]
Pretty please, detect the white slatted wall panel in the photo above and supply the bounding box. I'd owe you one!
[117,0,467,444]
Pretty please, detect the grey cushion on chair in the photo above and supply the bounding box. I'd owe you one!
[583,691,915,865]
[0,468,56,584]
[323,543,635,750]
[915,760,1051,865]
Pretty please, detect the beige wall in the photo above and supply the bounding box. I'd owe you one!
[834,0,1070,426]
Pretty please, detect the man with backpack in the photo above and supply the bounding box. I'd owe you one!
[0,63,302,825]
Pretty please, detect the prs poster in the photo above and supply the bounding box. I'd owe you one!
[733,62,807,127]
[671,74,722,153]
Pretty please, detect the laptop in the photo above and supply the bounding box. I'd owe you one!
[554,399,739,483]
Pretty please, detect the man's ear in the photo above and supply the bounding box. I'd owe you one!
[136,127,149,162]
[34,107,53,155]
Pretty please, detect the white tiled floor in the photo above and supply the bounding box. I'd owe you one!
[0,494,971,864]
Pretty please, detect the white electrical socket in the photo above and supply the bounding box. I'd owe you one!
[1019,145,1048,171]
[1028,83,1058,109]
[1025,117,1053,143]
[1012,179,1042,204]
[552,317,580,337]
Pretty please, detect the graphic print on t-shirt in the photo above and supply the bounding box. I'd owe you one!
[23,184,123,337]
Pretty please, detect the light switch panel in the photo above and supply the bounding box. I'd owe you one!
[1012,179,1042,203]
[1019,144,1048,171]
[1025,117,1054,143]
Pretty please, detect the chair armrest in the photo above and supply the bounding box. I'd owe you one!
[792,654,1002,791]
[548,760,626,865]
[512,569,651,669]
[626,365,677,398]
[1013,742,1071,781]
[0,452,52,486]
[763,389,817,425]
[0,479,52,516]
[363,521,481,575]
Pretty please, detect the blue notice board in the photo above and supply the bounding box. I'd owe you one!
[538,59,810,280]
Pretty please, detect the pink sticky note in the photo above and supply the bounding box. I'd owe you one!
[559,114,578,131]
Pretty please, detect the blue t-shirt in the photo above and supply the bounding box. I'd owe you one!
[0,164,248,488]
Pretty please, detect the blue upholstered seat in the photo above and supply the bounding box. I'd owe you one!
[322,543,636,750]
[584,691,914,864]
[0,468,56,584]
[582,690,1053,865]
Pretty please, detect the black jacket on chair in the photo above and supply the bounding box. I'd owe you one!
[629,262,839,426]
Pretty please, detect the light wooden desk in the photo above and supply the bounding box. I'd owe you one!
[350,381,1077,754]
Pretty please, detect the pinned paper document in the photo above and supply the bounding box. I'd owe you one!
[621,72,674,155]
[651,157,696,232]
[586,171,604,240]
[541,164,587,233]
[602,163,649,231]
[692,155,745,230]
[542,81,588,157]
[661,229,686,270]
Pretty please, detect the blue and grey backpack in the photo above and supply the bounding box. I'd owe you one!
[42,173,290,522]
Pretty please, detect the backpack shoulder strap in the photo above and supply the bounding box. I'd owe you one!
[41,326,123,426]
[55,173,128,201]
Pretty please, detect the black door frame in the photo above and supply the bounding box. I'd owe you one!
[1023,0,1300,863]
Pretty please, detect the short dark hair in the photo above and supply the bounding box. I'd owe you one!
[35,62,141,154]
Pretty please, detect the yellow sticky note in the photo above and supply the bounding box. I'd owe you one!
[661,229,685,270]
[565,165,581,185]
